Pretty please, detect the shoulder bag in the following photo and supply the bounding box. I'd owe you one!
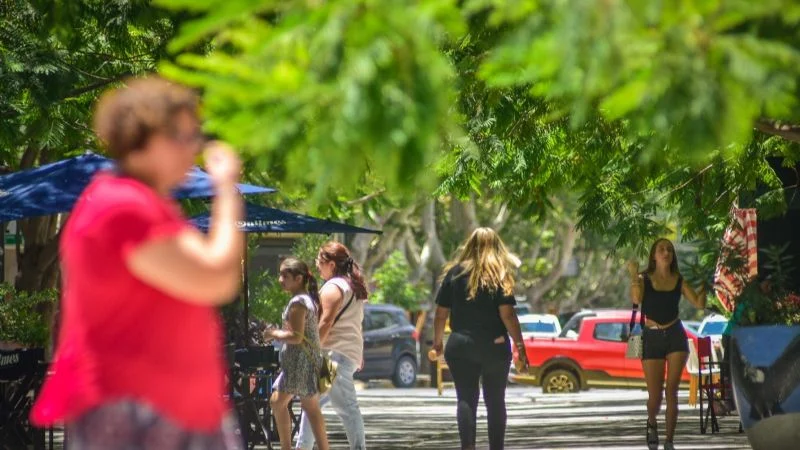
[624,303,646,359]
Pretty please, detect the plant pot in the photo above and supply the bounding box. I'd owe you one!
[730,325,800,450]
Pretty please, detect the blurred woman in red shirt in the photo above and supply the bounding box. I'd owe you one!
[32,76,245,450]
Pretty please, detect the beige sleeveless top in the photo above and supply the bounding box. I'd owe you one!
[323,277,364,366]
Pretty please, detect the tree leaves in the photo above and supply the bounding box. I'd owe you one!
[160,0,466,204]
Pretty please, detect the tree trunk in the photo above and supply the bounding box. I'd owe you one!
[15,214,62,292]
[421,199,447,275]
[525,221,578,308]
[349,232,373,270]
[450,195,480,237]
[491,203,511,232]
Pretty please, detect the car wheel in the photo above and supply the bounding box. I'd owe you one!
[392,355,417,388]
[541,369,579,394]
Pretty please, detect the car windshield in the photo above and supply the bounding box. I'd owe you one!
[515,305,531,315]
[520,322,557,333]
[700,321,727,336]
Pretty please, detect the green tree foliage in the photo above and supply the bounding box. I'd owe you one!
[158,0,800,252]
[0,0,177,165]
[0,283,57,347]
[479,0,800,159]
[156,0,465,201]
[247,270,286,326]
[371,250,429,311]
[0,0,181,290]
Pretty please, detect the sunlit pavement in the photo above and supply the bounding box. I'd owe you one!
[43,387,750,449]
[319,386,750,450]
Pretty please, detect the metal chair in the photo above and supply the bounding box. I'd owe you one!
[697,336,723,434]
[0,348,46,450]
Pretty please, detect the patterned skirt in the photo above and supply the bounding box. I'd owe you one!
[273,343,320,397]
[66,400,243,450]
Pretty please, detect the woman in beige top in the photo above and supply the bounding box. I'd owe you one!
[295,241,367,450]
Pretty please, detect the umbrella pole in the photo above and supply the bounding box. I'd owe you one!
[0,222,4,283]
[242,237,249,345]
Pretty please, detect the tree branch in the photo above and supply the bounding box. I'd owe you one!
[525,221,578,307]
[344,189,386,206]
[65,72,132,98]
[755,118,800,143]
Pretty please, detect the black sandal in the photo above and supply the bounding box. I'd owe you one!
[646,420,659,450]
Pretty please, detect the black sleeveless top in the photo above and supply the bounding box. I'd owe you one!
[641,274,682,325]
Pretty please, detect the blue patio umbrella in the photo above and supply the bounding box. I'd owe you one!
[189,202,382,235]
[0,152,274,221]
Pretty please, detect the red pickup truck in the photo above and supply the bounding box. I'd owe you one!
[511,310,698,393]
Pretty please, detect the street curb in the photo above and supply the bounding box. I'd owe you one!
[356,374,437,390]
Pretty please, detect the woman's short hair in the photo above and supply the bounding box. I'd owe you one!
[93,76,199,159]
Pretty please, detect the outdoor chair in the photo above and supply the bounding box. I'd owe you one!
[0,348,46,450]
[697,336,725,434]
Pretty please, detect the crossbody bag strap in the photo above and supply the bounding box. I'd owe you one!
[629,304,639,331]
[298,332,322,373]
[333,289,355,326]
[630,275,646,331]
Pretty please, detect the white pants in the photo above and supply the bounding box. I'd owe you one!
[295,351,366,450]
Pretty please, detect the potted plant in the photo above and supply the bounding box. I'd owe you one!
[725,244,800,449]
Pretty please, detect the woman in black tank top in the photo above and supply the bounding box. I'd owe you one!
[628,239,706,450]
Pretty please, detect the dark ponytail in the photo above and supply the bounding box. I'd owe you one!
[306,267,321,319]
[280,257,322,318]
[318,242,369,300]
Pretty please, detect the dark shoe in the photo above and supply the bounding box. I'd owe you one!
[664,441,676,450]
[646,420,659,450]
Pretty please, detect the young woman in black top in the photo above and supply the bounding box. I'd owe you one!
[628,239,705,450]
[432,227,528,450]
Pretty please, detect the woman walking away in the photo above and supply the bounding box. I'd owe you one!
[432,227,529,450]
[628,238,706,450]
[296,242,367,450]
[264,258,329,450]
[31,76,244,449]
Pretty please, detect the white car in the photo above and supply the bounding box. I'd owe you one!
[518,314,562,340]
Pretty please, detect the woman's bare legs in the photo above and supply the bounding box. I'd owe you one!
[270,391,295,450]
[642,358,667,426]
[664,351,688,442]
[298,395,329,450]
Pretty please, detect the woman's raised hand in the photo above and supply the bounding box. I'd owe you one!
[203,141,241,186]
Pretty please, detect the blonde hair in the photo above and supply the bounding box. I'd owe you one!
[443,227,516,300]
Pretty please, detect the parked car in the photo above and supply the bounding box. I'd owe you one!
[559,309,610,338]
[356,304,420,388]
[511,309,698,393]
[518,314,562,339]
[514,304,532,316]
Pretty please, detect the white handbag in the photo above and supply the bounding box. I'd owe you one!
[625,304,645,359]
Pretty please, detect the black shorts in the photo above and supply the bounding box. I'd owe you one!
[641,321,689,360]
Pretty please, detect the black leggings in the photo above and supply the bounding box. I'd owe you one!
[445,332,511,450]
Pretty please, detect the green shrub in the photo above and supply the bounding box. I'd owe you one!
[371,251,429,311]
[0,284,58,347]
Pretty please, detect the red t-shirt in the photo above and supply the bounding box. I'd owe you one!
[31,173,228,431]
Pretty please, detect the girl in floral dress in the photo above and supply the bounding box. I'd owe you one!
[264,258,330,450]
